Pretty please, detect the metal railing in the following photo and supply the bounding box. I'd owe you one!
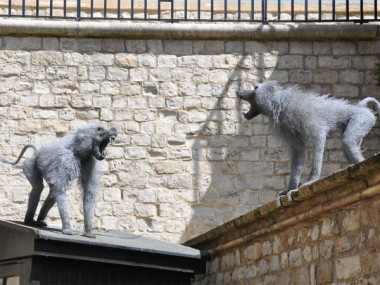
[0,0,378,23]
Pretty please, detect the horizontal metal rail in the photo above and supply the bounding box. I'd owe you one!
[0,0,378,23]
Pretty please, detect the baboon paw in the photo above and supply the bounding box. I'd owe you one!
[35,220,48,227]
[25,220,47,227]
[84,232,96,239]
[276,196,283,207]
[287,189,298,202]
[62,229,74,235]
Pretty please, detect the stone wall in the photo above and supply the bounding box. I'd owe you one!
[188,154,380,285]
[0,22,379,243]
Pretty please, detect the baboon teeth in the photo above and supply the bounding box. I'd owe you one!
[102,150,107,157]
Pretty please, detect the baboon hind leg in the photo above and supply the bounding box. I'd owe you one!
[53,189,73,235]
[342,115,374,164]
[36,192,56,225]
[288,144,306,191]
[23,159,46,227]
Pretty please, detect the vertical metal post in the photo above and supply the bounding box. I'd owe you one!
[332,0,336,21]
[36,0,39,17]
[238,0,241,21]
[262,0,268,23]
[76,0,81,20]
[184,0,187,20]
[346,0,349,20]
[305,0,308,21]
[224,0,227,21]
[8,0,11,17]
[63,0,67,18]
[104,0,107,19]
[198,0,200,21]
[360,0,364,22]
[375,0,378,20]
[158,0,160,20]
[278,0,281,21]
[211,0,214,21]
[171,0,174,21]
[144,0,147,19]
[291,0,294,21]
[318,0,322,21]
[22,0,25,16]
[90,0,94,18]
[251,0,254,21]
[50,0,53,17]
[117,0,121,19]
[131,0,134,20]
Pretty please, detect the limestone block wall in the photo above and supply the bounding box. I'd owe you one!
[188,154,380,285]
[0,22,378,243]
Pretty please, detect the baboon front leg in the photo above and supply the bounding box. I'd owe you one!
[288,146,306,191]
[307,133,327,184]
[278,144,305,197]
[54,192,73,235]
[83,191,96,238]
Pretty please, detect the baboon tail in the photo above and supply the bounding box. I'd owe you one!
[358,97,380,115]
[0,144,37,165]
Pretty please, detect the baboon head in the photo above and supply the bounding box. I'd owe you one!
[74,124,117,160]
[236,84,262,120]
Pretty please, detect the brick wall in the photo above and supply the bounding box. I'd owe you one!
[188,155,380,285]
[0,24,379,243]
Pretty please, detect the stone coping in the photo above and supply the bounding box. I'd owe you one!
[184,153,380,254]
[0,19,377,40]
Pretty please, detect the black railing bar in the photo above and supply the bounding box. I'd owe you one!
[158,0,160,20]
[278,0,281,21]
[90,0,94,18]
[50,0,53,17]
[198,0,201,21]
[238,0,241,21]
[375,0,378,20]
[318,0,321,21]
[184,0,187,20]
[76,0,80,20]
[63,0,67,18]
[224,0,227,21]
[360,0,364,21]
[22,0,25,17]
[117,0,120,19]
[144,0,147,19]
[261,0,267,23]
[171,0,174,21]
[104,0,107,19]
[36,0,39,17]
[131,0,134,20]
[211,0,214,21]
[8,0,11,17]
[346,0,349,20]
[332,0,336,21]
[305,0,308,21]
[291,0,294,21]
[251,0,254,21]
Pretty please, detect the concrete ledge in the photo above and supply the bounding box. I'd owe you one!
[0,19,378,40]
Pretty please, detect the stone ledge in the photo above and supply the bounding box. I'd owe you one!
[185,152,380,255]
[0,19,377,40]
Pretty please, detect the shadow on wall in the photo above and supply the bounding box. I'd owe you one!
[181,44,284,242]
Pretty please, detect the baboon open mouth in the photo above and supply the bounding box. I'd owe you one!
[92,128,117,160]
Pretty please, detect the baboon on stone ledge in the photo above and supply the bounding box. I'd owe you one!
[237,81,380,199]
